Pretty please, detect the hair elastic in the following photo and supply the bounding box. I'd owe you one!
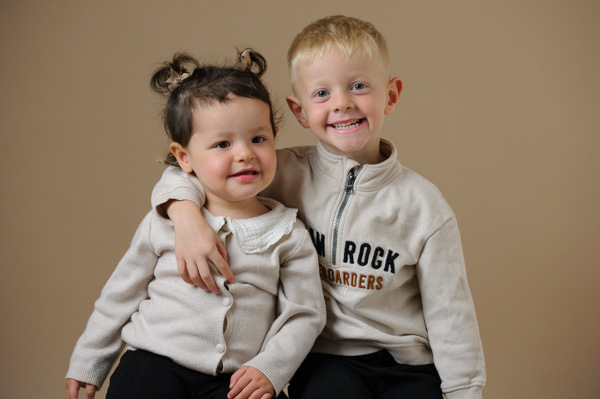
[238,49,253,71]
[165,70,190,92]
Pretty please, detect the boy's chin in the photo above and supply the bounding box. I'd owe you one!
[323,136,383,162]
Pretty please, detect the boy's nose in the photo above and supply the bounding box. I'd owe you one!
[331,93,354,112]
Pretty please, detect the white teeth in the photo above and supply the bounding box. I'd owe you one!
[332,119,361,129]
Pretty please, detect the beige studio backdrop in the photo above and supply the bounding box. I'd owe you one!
[1,1,599,398]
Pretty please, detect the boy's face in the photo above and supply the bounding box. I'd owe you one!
[287,48,402,164]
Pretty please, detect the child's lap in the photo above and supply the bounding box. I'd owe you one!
[106,349,232,399]
[288,351,442,399]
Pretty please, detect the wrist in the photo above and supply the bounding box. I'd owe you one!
[164,199,201,221]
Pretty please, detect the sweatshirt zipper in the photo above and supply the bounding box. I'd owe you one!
[331,166,362,266]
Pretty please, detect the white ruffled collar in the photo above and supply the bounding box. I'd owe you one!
[202,197,297,254]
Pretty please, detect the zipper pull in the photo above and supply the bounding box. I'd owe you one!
[346,166,362,193]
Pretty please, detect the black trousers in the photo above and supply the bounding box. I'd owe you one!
[288,351,443,399]
[107,349,288,399]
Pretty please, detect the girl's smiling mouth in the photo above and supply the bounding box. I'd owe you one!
[229,169,260,181]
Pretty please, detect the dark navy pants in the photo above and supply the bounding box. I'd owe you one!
[288,351,442,399]
[107,349,288,399]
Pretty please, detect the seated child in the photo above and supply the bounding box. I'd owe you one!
[65,49,326,399]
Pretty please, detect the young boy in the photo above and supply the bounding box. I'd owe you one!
[153,16,485,399]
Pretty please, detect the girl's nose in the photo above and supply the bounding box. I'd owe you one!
[234,145,255,162]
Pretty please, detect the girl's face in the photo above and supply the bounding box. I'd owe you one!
[171,96,277,216]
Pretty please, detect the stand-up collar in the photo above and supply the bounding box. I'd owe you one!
[313,139,404,190]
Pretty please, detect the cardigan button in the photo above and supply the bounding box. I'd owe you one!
[222,297,232,306]
[215,344,225,354]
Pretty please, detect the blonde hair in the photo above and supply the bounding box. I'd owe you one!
[287,15,391,86]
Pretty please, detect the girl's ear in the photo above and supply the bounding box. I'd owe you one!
[286,95,310,128]
[169,142,194,173]
[384,77,403,115]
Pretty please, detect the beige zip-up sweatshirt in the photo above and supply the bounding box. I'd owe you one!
[151,139,486,399]
[66,198,326,394]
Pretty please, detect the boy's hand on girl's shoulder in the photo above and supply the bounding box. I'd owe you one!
[228,366,275,399]
[66,378,97,399]
[167,199,234,293]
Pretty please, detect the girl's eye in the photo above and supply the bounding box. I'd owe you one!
[252,136,266,144]
[352,82,367,91]
[214,141,230,149]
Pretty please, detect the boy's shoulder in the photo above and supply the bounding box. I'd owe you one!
[387,165,456,220]
[395,165,443,193]
[272,146,317,179]
[276,145,316,160]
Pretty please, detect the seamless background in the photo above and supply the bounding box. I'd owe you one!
[1,1,599,398]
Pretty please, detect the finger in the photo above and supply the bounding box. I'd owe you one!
[212,245,234,284]
[233,383,260,399]
[228,370,250,399]
[65,379,80,399]
[217,239,229,263]
[198,265,219,293]
[253,392,273,399]
[230,367,247,388]
[85,384,97,399]
[176,257,194,285]
[186,262,218,292]
[246,386,273,399]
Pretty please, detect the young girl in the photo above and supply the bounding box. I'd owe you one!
[65,49,326,399]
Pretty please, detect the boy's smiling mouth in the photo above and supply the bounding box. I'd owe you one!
[330,118,365,130]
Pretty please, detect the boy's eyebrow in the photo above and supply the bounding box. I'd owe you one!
[302,71,378,87]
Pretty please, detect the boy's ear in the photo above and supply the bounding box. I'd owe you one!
[384,77,403,115]
[286,95,310,128]
[169,142,194,174]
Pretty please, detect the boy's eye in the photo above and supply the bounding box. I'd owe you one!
[315,90,329,98]
[214,141,230,149]
[352,82,367,91]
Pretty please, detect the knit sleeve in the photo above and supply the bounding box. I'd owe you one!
[243,221,326,394]
[416,217,486,397]
[150,166,206,217]
[65,212,160,388]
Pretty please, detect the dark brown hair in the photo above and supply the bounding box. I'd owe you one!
[150,49,278,166]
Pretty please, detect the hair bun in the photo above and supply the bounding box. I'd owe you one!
[150,52,200,94]
[236,48,267,77]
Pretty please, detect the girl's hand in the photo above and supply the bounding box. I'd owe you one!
[166,200,233,292]
[228,366,275,399]
[66,378,97,399]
